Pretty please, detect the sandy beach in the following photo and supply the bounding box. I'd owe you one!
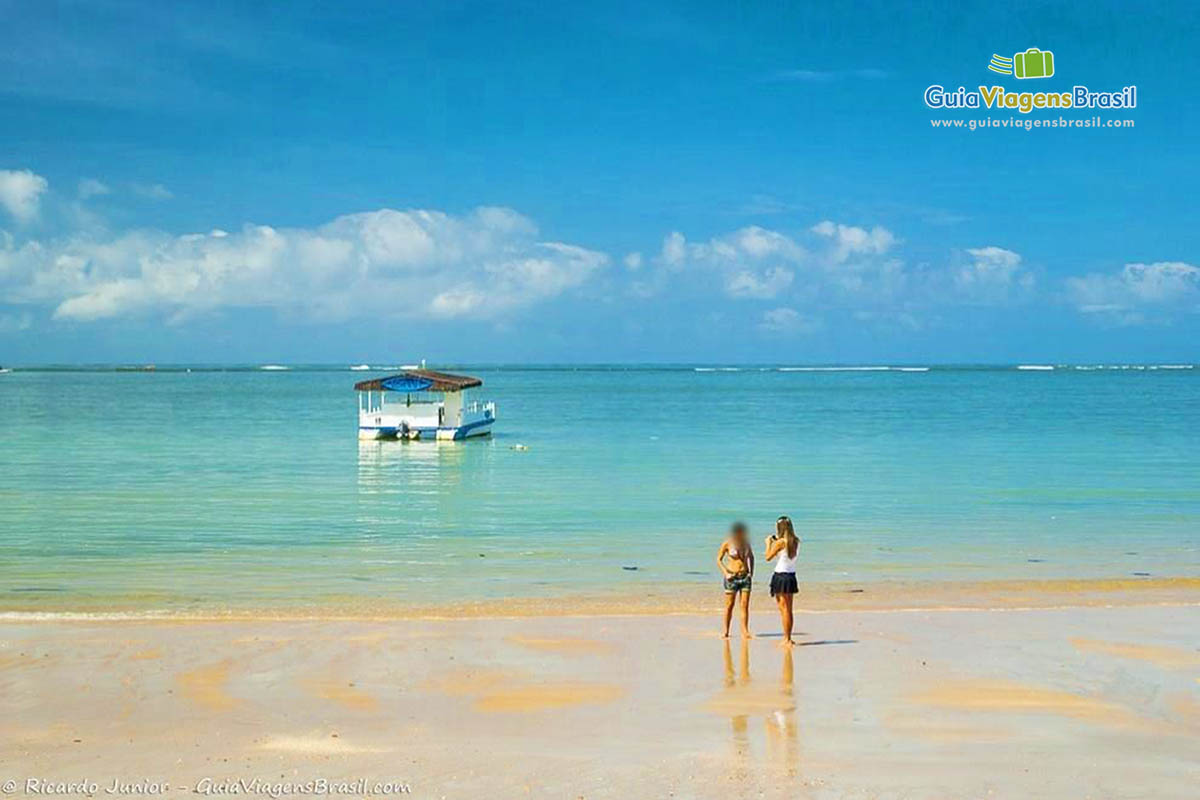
[3,582,1197,799]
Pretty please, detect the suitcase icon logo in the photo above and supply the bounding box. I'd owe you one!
[988,48,1055,79]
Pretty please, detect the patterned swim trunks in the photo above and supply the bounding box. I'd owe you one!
[723,572,752,593]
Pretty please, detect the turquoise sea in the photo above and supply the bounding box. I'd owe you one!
[1,364,1198,613]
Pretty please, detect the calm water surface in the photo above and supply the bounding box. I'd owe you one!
[1,365,1197,611]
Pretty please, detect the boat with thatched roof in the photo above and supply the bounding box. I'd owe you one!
[354,368,495,441]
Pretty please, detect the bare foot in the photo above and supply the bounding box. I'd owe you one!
[722,631,730,639]
[778,639,795,648]
[742,630,754,639]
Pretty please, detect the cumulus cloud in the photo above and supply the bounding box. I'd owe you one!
[623,251,643,270]
[131,183,173,200]
[810,220,896,263]
[0,169,49,223]
[1066,261,1200,323]
[0,206,607,322]
[725,266,794,299]
[632,221,1046,333]
[77,178,111,200]
[758,307,821,334]
[953,246,1035,302]
[649,226,805,300]
[660,231,687,268]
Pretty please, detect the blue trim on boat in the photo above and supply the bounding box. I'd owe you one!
[358,416,494,440]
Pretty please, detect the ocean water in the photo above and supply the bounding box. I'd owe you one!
[1,364,1198,612]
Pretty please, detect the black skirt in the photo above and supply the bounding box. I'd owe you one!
[769,572,798,596]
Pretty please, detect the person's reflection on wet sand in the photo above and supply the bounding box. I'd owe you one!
[722,637,751,762]
[765,644,799,774]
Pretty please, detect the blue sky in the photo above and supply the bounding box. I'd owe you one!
[1,0,1197,363]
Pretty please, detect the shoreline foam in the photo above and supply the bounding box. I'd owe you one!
[2,576,1195,622]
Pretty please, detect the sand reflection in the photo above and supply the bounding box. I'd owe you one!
[707,640,800,775]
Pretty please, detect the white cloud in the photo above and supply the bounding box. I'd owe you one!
[131,183,173,200]
[649,226,806,300]
[0,206,607,322]
[77,178,111,200]
[0,169,49,224]
[725,266,794,299]
[623,251,643,270]
[810,220,896,263]
[759,307,820,334]
[1067,261,1200,322]
[660,231,687,268]
[953,246,1034,302]
[772,68,888,82]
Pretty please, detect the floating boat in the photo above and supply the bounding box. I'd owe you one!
[354,369,496,441]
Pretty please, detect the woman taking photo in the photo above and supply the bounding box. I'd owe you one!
[764,515,799,646]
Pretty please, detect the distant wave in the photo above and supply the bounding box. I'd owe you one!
[349,364,371,371]
[1155,364,1194,370]
[259,364,290,371]
[693,367,743,372]
[778,366,890,372]
[777,366,926,373]
[1017,365,1055,371]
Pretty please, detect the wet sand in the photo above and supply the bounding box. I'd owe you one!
[3,575,1197,619]
[2,595,1197,798]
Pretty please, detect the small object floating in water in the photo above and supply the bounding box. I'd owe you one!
[847,588,864,593]
[621,566,639,571]
[1131,571,1151,577]
[512,443,529,451]
[1027,558,1045,563]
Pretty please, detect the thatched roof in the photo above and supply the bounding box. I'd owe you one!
[353,369,482,393]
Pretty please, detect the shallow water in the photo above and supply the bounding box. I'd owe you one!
[1,364,1197,611]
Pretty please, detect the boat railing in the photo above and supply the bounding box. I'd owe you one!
[463,400,496,416]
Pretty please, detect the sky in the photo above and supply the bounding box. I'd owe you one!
[1,0,1198,364]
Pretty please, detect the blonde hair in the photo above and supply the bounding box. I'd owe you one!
[776,516,798,558]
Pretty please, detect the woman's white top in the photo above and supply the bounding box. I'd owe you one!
[774,542,798,574]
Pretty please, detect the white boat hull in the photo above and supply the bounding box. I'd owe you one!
[358,416,495,441]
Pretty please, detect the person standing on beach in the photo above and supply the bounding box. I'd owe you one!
[717,522,754,639]
[765,515,800,646]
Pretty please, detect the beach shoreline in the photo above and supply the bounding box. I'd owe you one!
[2,575,1196,621]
